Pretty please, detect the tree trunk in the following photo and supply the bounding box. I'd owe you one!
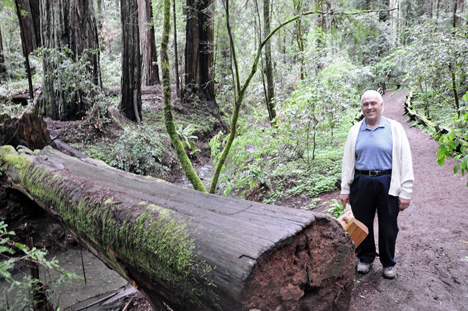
[15,0,41,55]
[161,0,206,192]
[15,0,34,99]
[0,145,355,311]
[0,112,52,150]
[0,26,6,76]
[138,0,160,86]
[173,0,180,93]
[184,0,215,102]
[294,0,305,80]
[264,0,277,123]
[38,0,101,120]
[459,0,466,12]
[427,0,433,17]
[120,0,142,122]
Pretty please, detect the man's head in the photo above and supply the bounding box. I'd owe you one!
[361,90,384,125]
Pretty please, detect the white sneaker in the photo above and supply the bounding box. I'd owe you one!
[383,266,397,279]
[356,261,372,274]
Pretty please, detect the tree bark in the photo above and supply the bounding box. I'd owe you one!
[120,0,142,122]
[15,0,41,55]
[173,0,180,93]
[0,25,6,76]
[427,0,433,17]
[293,0,304,80]
[138,0,160,86]
[161,0,206,192]
[184,0,215,102]
[264,0,277,123]
[38,0,101,120]
[0,112,52,150]
[0,145,355,311]
[14,0,34,99]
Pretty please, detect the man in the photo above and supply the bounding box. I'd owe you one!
[339,90,414,279]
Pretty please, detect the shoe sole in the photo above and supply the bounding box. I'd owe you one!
[383,273,396,279]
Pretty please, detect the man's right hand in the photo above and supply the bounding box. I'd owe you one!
[339,194,349,208]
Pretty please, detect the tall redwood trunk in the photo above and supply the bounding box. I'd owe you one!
[138,0,160,86]
[120,0,142,122]
[38,0,101,120]
[15,0,34,99]
[184,0,215,102]
[16,0,41,55]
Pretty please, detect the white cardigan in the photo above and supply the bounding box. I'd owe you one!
[340,119,414,200]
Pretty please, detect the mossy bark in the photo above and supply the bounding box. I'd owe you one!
[161,0,206,192]
[0,145,355,311]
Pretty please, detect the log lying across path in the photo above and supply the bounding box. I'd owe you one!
[0,145,355,311]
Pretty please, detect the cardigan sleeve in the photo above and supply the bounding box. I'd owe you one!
[397,123,414,199]
[389,120,414,199]
[340,122,361,194]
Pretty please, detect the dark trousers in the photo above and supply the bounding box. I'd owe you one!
[350,173,399,267]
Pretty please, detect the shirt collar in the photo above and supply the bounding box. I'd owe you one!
[361,116,388,131]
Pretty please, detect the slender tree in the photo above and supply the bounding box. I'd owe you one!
[293,0,305,80]
[15,0,41,55]
[120,0,142,122]
[38,0,101,120]
[264,0,277,123]
[209,6,324,193]
[14,0,34,98]
[161,0,207,192]
[138,0,160,86]
[173,0,180,92]
[0,26,5,76]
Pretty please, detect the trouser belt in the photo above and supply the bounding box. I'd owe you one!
[355,169,392,176]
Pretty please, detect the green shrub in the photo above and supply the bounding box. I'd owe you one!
[107,125,171,176]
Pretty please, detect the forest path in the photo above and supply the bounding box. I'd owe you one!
[349,90,468,310]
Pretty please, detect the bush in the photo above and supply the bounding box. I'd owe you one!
[107,125,171,176]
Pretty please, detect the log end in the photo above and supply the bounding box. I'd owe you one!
[242,214,355,311]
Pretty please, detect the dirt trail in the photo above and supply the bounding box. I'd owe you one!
[349,90,468,311]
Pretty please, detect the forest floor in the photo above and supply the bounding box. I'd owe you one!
[3,89,468,310]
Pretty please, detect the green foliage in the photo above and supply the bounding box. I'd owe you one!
[402,21,468,112]
[436,110,468,186]
[37,47,109,123]
[176,124,200,155]
[0,221,80,310]
[324,199,345,218]
[209,57,360,201]
[95,125,171,176]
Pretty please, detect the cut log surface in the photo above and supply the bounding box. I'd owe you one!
[0,145,355,311]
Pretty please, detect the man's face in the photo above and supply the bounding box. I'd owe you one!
[361,93,383,124]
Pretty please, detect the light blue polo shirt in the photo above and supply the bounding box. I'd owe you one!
[355,117,393,171]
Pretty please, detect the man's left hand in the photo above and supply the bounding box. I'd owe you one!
[399,198,410,211]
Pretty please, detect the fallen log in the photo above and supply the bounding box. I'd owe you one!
[404,90,467,148]
[0,145,355,311]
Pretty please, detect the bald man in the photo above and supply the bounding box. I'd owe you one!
[340,90,414,279]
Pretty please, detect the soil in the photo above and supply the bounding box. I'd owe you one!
[2,89,468,310]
